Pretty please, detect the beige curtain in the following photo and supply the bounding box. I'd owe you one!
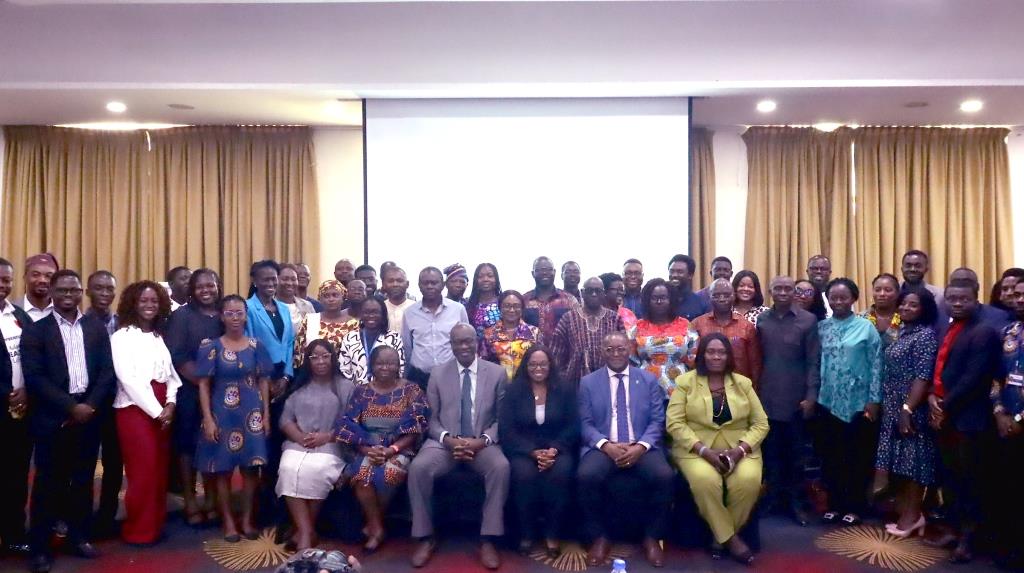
[852,126,1013,296]
[1,125,320,297]
[689,127,716,289]
[742,126,853,291]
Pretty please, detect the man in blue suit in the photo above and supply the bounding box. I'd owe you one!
[577,331,674,568]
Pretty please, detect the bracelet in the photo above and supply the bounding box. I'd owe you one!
[389,444,401,455]
[697,445,708,457]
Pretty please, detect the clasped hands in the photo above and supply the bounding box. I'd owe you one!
[302,431,333,450]
[361,442,397,466]
[600,441,646,469]
[699,445,745,476]
[443,435,487,461]
[530,448,559,472]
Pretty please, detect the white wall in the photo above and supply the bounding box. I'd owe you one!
[710,125,749,270]
[312,126,365,285]
[1008,127,1024,267]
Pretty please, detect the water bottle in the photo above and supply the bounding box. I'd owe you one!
[611,558,627,573]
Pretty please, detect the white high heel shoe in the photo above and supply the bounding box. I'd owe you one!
[886,515,926,539]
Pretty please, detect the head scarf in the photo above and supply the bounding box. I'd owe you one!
[444,263,468,281]
[318,279,347,298]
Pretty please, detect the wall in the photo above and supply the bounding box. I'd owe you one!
[311,127,365,285]
[1008,127,1024,268]
[710,125,749,269]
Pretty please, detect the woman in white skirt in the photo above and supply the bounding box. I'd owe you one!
[276,339,354,551]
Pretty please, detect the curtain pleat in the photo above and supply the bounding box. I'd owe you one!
[689,127,716,288]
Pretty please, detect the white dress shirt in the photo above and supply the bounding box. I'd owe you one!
[385,298,416,334]
[595,367,652,451]
[56,310,90,394]
[0,301,25,390]
[111,326,183,418]
[22,295,53,322]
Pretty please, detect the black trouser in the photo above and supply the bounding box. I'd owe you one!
[30,420,102,556]
[259,398,287,527]
[762,415,810,512]
[818,410,879,515]
[938,427,995,539]
[509,454,573,541]
[95,410,123,524]
[577,449,674,541]
[0,413,32,545]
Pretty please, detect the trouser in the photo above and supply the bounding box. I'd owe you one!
[258,399,287,527]
[0,412,32,545]
[676,435,763,544]
[577,449,675,541]
[116,382,170,544]
[509,454,573,541]
[407,444,510,538]
[819,410,879,515]
[30,420,102,556]
[938,427,994,538]
[96,408,124,524]
[762,415,809,512]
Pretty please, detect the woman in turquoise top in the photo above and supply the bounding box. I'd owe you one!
[817,277,882,526]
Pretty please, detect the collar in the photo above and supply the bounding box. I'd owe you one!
[0,300,12,315]
[85,308,113,321]
[770,305,797,318]
[606,366,629,379]
[417,297,452,313]
[457,358,478,375]
[55,309,84,327]
[23,294,53,313]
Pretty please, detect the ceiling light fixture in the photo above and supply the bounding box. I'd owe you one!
[167,103,195,110]
[756,100,777,113]
[105,101,127,113]
[904,101,929,109]
[959,99,983,113]
[813,122,843,132]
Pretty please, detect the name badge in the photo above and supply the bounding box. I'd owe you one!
[1008,373,1024,387]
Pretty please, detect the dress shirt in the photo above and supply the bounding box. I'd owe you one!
[84,308,118,337]
[22,295,53,322]
[623,291,643,319]
[170,299,183,313]
[755,306,821,421]
[111,326,183,418]
[594,367,652,451]
[821,292,833,318]
[439,358,488,443]
[386,298,416,333]
[56,310,89,394]
[402,298,469,371]
[817,314,882,422]
[676,289,711,321]
[691,310,763,385]
[0,301,25,389]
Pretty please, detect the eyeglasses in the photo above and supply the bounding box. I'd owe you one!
[222,310,246,318]
[604,346,630,355]
[794,288,815,297]
[54,288,83,296]
[650,295,671,303]
[583,288,604,295]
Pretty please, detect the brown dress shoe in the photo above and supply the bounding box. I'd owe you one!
[479,541,501,570]
[643,538,665,567]
[587,537,610,566]
[410,538,437,568]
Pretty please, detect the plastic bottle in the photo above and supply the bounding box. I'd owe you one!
[611,558,627,573]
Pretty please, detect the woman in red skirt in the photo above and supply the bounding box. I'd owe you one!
[110,280,182,545]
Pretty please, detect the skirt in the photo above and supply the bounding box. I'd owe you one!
[275,449,345,500]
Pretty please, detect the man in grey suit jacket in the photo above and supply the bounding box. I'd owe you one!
[407,323,510,570]
[577,331,674,568]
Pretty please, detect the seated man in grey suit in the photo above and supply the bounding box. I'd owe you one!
[407,323,510,570]
[577,331,674,568]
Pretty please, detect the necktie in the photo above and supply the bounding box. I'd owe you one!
[461,368,474,437]
[614,373,630,443]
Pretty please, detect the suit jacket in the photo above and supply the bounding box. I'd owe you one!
[20,313,116,436]
[941,312,1002,433]
[0,303,32,408]
[423,358,507,450]
[665,370,769,463]
[498,379,579,457]
[578,366,665,456]
[245,295,295,378]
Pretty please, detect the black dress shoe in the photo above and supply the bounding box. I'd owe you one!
[70,542,100,559]
[4,542,31,555]
[29,554,53,573]
[791,507,811,527]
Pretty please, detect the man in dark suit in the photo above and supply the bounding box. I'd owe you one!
[928,277,1002,564]
[0,257,34,556]
[20,269,116,573]
[577,331,674,568]
[407,323,510,570]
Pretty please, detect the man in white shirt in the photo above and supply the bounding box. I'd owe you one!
[21,253,58,322]
[383,266,416,333]
[0,257,34,555]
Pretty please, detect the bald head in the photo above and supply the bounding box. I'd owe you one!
[450,322,478,367]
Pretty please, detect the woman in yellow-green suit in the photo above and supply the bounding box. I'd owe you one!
[667,332,769,566]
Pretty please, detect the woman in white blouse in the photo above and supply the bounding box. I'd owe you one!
[110,281,181,545]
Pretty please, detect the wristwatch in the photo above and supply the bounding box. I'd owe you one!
[1014,413,1024,424]
[483,435,493,447]
[902,403,913,414]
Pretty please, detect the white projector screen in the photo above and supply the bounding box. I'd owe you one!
[364,98,689,293]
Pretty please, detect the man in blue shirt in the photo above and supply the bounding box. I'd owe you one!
[401,267,469,390]
[622,259,644,318]
[668,254,710,321]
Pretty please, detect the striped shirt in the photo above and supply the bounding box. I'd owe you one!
[56,311,90,394]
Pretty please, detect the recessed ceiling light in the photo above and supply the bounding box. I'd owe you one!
[904,101,929,109]
[106,101,127,113]
[960,99,983,113]
[813,122,843,132]
[756,100,777,113]
[167,103,195,110]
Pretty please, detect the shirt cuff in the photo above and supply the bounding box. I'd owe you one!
[482,433,494,446]
[439,431,449,444]
[595,438,609,450]
[637,441,652,451]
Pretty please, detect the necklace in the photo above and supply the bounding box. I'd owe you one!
[578,307,608,333]
[711,386,727,417]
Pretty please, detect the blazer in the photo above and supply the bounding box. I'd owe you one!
[498,379,579,457]
[20,313,116,436]
[245,295,295,378]
[665,370,769,463]
[578,366,665,457]
[0,303,32,407]
[941,312,1002,433]
[423,358,507,450]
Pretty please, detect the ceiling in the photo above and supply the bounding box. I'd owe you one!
[3,0,1024,126]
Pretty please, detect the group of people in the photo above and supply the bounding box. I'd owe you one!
[1,249,1023,572]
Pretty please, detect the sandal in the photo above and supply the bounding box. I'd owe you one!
[822,511,841,524]
[841,513,862,526]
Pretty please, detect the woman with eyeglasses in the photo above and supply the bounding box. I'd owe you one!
[482,290,539,379]
[498,345,579,558]
[195,295,273,542]
[794,279,827,321]
[628,278,699,397]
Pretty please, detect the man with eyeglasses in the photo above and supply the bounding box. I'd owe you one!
[622,259,644,318]
[20,270,116,573]
[690,279,762,386]
[550,277,624,384]
[806,255,833,318]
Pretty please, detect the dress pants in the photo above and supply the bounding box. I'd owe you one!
[577,449,675,541]
[29,420,102,556]
[818,411,879,515]
[675,436,762,544]
[938,427,995,538]
[115,382,170,544]
[407,443,510,538]
[258,398,287,527]
[508,454,573,541]
[762,415,809,512]
[0,412,32,546]
[96,408,124,525]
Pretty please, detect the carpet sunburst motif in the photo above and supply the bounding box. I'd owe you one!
[815,525,946,572]
[204,527,292,570]
[529,541,634,572]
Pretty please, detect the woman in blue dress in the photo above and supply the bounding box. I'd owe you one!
[874,289,939,538]
[196,294,273,542]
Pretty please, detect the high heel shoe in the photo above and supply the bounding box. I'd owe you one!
[886,515,926,539]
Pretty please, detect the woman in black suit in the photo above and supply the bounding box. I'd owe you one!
[499,344,579,559]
